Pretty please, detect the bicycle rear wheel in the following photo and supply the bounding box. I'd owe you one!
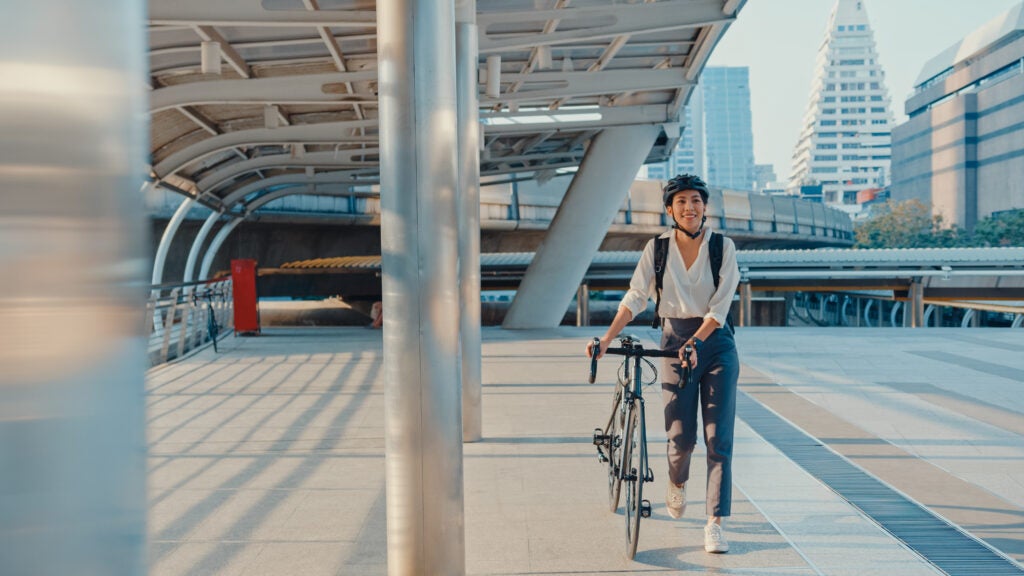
[606,387,623,511]
[624,401,644,559]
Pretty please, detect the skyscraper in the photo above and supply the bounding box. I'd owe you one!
[644,66,753,191]
[702,66,755,191]
[789,0,894,207]
[644,89,703,182]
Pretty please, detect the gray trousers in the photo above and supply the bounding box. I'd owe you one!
[660,317,739,517]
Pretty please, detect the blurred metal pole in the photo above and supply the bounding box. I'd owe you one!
[456,1,482,444]
[0,2,149,574]
[378,0,465,574]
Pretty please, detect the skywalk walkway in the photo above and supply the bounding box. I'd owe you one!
[146,327,1024,575]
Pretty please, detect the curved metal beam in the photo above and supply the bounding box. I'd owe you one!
[221,170,366,208]
[153,119,378,178]
[196,148,380,192]
[199,218,243,281]
[183,211,222,284]
[149,1,376,27]
[150,72,376,113]
[152,197,196,285]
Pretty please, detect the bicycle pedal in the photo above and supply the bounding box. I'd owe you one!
[640,500,652,518]
[592,429,609,446]
[645,468,655,483]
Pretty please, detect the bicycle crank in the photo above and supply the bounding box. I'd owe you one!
[640,500,652,518]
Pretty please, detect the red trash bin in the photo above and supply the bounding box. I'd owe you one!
[231,259,261,335]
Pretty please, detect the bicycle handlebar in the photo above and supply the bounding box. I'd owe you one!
[603,347,678,358]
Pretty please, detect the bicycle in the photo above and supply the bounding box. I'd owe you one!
[589,335,694,559]
[192,288,222,353]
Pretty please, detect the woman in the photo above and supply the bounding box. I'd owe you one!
[586,173,740,553]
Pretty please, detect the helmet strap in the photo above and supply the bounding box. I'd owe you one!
[673,215,706,240]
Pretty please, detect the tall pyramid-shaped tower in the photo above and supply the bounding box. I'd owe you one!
[788,0,894,207]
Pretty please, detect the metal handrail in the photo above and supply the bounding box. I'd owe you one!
[147,278,233,367]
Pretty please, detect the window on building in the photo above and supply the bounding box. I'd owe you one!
[820,120,836,126]
[870,107,885,113]
[812,167,838,173]
[870,95,883,101]
[823,108,836,114]
[870,82,880,89]
[871,119,887,125]
[816,143,838,149]
[842,155,860,161]
[814,155,838,161]
[823,96,836,103]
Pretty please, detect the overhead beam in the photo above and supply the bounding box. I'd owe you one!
[478,0,732,53]
[196,148,380,192]
[193,25,251,78]
[482,68,693,106]
[149,0,376,27]
[153,118,378,178]
[150,71,377,112]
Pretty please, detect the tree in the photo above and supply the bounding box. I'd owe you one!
[854,199,963,249]
[971,209,1024,247]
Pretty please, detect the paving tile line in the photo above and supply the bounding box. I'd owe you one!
[736,388,1024,575]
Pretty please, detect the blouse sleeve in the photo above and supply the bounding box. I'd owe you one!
[704,236,740,326]
[619,239,657,318]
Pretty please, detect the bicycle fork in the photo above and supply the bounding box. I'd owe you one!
[635,396,653,519]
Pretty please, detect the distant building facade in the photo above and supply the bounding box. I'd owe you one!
[702,67,755,191]
[643,66,754,191]
[754,163,777,192]
[890,2,1024,229]
[789,0,895,207]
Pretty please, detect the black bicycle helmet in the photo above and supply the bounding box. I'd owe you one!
[663,173,709,206]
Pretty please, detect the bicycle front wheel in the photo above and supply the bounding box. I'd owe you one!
[624,400,644,559]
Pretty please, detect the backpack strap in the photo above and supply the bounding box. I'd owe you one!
[708,231,736,333]
[709,231,724,290]
[651,236,669,329]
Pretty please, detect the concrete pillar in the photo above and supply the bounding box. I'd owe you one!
[576,283,590,327]
[503,124,660,328]
[0,2,148,574]
[456,1,482,443]
[739,282,753,327]
[378,0,465,574]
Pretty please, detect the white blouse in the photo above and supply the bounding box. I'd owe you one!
[619,229,740,327]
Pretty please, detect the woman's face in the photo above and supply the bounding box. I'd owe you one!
[666,190,706,233]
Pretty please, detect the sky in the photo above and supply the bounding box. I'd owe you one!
[706,0,1023,184]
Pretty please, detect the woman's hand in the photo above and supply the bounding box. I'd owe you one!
[679,342,698,368]
[586,337,611,360]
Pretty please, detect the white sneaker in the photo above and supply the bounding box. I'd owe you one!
[666,482,686,519]
[704,522,729,553]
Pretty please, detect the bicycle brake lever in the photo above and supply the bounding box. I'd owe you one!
[588,337,600,384]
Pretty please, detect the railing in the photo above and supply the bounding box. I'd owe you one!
[789,291,1024,328]
[146,279,233,367]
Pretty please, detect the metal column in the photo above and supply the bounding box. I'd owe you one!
[739,282,753,327]
[909,281,925,328]
[503,124,660,329]
[576,283,590,327]
[456,0,482,443]
[0,2,148,574]
[378,1,465,574]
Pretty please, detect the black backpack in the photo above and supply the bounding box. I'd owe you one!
[651,231,734,331]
